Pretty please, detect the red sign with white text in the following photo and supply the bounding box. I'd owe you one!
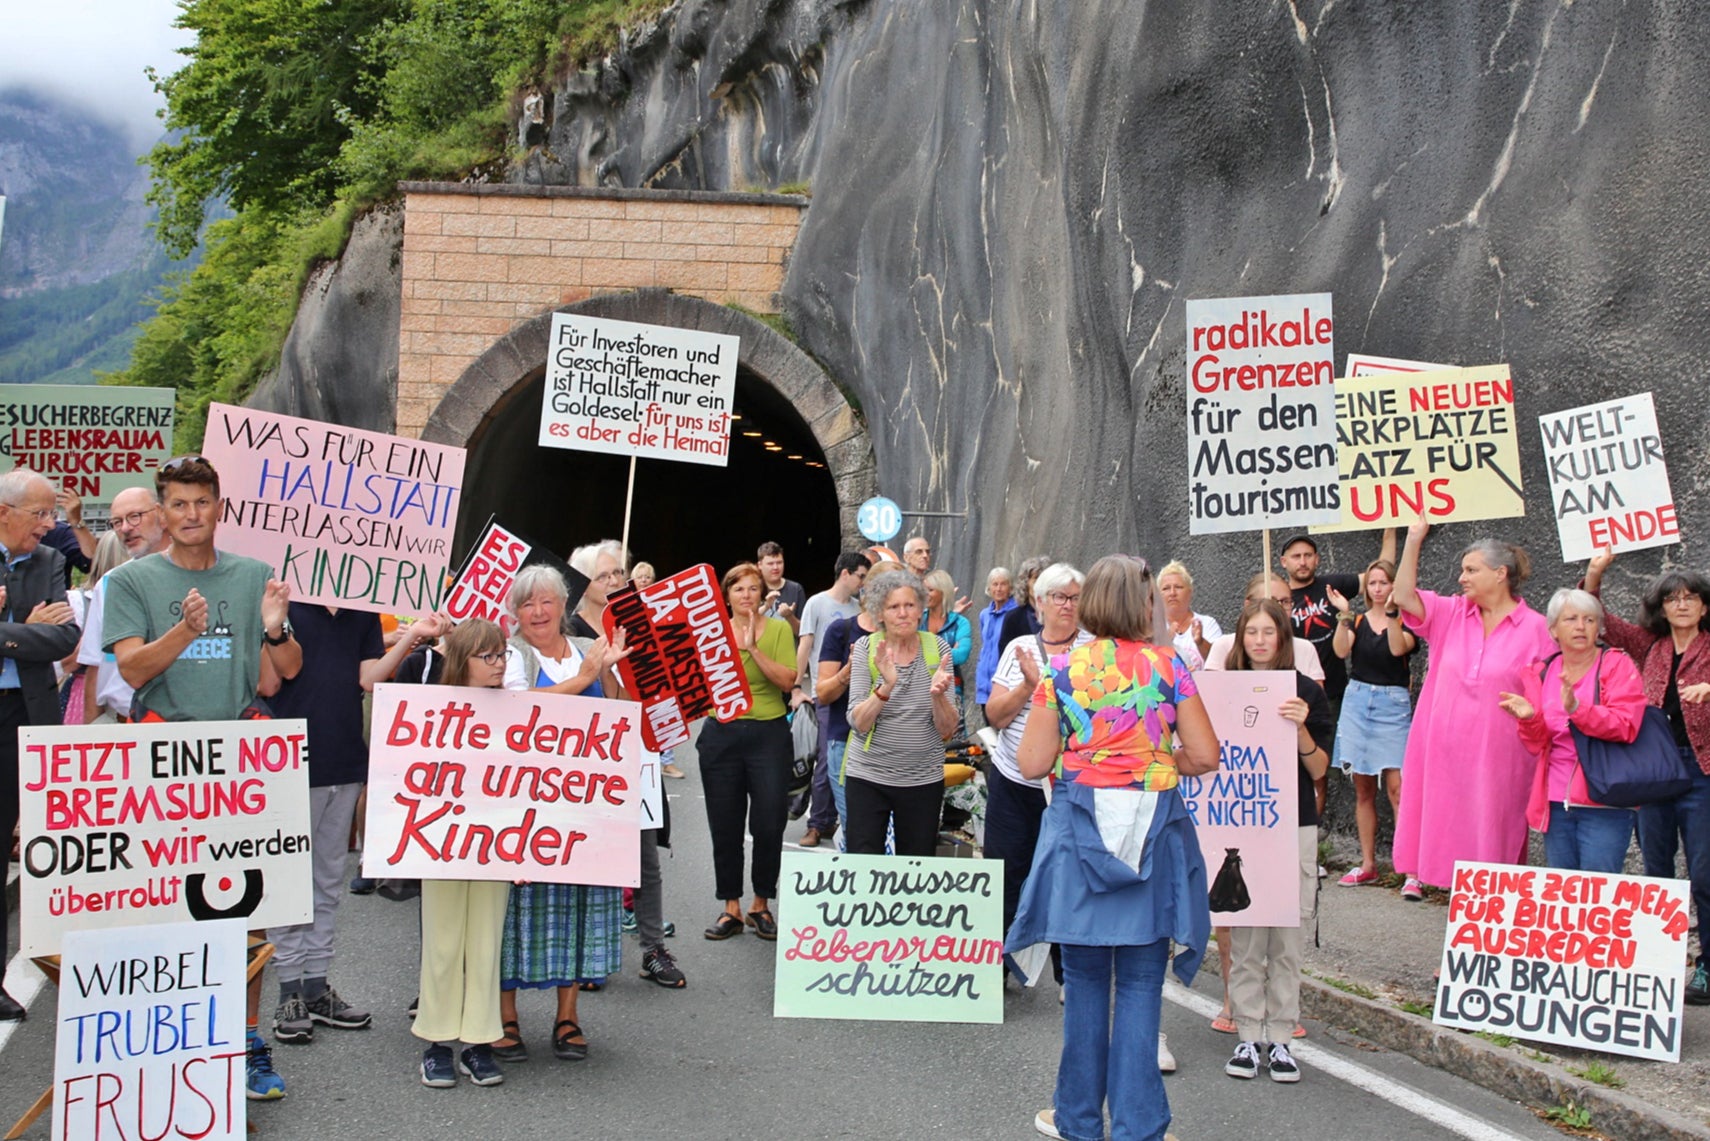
[444,520,529,635]
[603,564,753,752]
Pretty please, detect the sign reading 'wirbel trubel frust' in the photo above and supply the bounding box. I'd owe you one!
[1185,293,1340,535]
[540,314,739,466]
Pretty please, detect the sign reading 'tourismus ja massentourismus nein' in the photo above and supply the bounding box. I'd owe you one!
[1185,293,1340,536]
[540,314,739,466]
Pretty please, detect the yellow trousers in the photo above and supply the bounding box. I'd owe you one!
[413,879,510,1046]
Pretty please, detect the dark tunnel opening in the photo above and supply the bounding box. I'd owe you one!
[456,364,845,594]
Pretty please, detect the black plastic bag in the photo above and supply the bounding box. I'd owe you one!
[1208,848,1251,913]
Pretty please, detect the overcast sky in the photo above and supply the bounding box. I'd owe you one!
[0,0,192,149]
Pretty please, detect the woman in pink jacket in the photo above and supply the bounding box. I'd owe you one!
[1498,588,1646,872]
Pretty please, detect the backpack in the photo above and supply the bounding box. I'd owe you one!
[844,634,944,762]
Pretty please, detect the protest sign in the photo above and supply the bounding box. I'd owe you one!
[1185,292,1340,535]
[603,564,754,752]
[55,918,248,1141]
[540,313,738,467]
[1539,393,1678,562]
[0,383,174,522]
[364,684,642,886]
[637,750,663,832]
[1316,364,1524,533]
[17,720,312,957]
[1345,353,1451,376]
[443,516,590,635]
[1179,671,1300,927]
[201,403,466,618]
[773,853,1003,1023]
[1435,862,1689,1062]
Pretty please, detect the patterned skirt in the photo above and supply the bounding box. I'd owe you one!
[499,883,623,989]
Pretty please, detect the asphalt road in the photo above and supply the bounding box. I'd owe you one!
[3,760,1568,1141]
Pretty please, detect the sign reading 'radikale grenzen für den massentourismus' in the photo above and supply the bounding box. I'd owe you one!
[540,314,739,467]
[1185,293,1340,535]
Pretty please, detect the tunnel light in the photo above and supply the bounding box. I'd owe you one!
[743,430,763,437]
[787,454,803,460]
[765,444,783,452]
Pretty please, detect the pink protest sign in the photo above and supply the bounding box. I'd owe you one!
[1179,670,1301,928]
[363,684,641,887]
[201,403,466,618]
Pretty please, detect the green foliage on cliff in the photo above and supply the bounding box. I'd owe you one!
[117,0,669,439]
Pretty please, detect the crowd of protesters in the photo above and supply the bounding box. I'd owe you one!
[6,453,1710,1141]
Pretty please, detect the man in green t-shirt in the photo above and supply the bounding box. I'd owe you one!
[101,454,303,1101]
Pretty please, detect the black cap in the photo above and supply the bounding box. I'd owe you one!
[1279,534,1318,556]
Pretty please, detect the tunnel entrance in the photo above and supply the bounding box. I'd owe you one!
[423,291,875,595]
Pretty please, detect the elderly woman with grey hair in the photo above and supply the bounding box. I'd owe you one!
[1390,520,1555,898]
[492,563,640,1064]
[984,562,1091,975]
[1498,588,1646,872]
[845,569,959,855]
[567,539,627,639]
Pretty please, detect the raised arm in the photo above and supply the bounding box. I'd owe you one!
[1390,518,1429,621]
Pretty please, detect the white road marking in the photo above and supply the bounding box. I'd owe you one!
[1164,979,1535,1141]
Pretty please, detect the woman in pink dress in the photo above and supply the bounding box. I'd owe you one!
[1389,519,1555,897]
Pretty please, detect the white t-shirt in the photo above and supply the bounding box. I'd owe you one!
[76,579,137,717]
[1202,631,1325,681]
[799,590,860,679]
[988,630,1095,788]
[504,641,587,692]
[1169,612,1225,671]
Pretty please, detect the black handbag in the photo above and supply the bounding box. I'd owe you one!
[1209,848,1251,912]
[1546,651,1695,808]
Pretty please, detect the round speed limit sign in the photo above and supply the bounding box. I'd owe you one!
[857,496,903,543]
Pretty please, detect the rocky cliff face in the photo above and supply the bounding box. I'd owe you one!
[277,0,1710,607]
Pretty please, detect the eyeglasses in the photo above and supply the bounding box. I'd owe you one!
[113,508,159,529]
[473,651,508,665]
[4,503,54,522]
[1046,591,1081,607]
[1664,593,1702,606]
[161,455,208,474]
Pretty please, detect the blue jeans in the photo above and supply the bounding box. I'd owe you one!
[1544,802,1635,873]
[1056,940,1171,1141]
[827,739,849,849]
[1638,756,1710,966]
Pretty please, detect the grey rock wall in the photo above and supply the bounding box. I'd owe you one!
[271,0,1710,616]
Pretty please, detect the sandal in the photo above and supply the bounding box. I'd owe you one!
[491,1020,528,1063]
[704,913,744,940]
[746,908,778,941]
[552,1018,588,1061]
[1210,1014,1237,1034]
[577,980,605,992]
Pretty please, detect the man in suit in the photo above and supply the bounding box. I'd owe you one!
[0,469,82,1021]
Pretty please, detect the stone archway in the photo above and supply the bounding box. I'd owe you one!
[420,289,876,580]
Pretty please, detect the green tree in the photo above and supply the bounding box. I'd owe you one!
[145,0,405,256]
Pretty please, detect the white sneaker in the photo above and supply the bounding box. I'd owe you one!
[1034,1108,1062,1138]
[1267,1040,1301,1083]
[1225,1039,1261,1079]
[1158,1031,1177,1073]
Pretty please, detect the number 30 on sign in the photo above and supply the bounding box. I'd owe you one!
[857,497,902,543]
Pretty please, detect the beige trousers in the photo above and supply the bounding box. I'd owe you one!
[413,879,510,1046]
[1228,826,1317,1044]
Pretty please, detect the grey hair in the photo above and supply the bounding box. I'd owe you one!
[1546,587,1604,632]
[1461,539,1532,597]
[569,539,627,578]
[863,569,927,620]
[1032,562,1085,607]
[985,566,1012,589]
[509,563,569,615]
[86,531,129,591]
[0,468,50,504]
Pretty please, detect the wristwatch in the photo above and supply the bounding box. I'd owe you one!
[264,620,294,646]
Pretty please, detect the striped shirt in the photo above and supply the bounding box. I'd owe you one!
[845,633,952,787]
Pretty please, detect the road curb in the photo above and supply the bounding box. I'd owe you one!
[1302,977,1710,1140]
